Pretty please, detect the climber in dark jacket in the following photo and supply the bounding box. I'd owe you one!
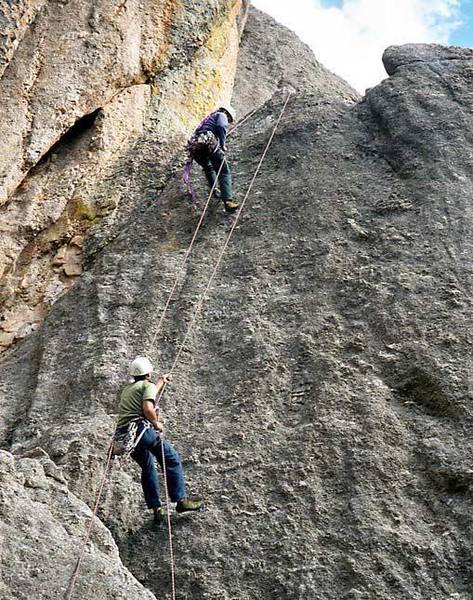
[184,106,239,214]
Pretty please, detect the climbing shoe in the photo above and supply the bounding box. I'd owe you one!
[212,187,222,199]
[223,200,239,214]
[176,498,204,513]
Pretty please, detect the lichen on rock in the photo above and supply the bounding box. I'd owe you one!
[0,0,247,353]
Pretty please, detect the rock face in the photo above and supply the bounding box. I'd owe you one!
[0,0,247,350]
[382,43,473,76]
[0,5,472,600]
[0,450,157,599]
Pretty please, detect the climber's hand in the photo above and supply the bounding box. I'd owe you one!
[159,373,172,384]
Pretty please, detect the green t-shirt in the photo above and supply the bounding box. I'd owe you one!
[117,380,157,428]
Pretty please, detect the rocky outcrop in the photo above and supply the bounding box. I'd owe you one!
[382,43,473,76]
[0,450,157,599]
[0,0,173,201]
[233,6,357,116]
[0,5,472,600]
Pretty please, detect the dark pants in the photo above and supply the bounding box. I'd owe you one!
[131,427,186,508]
[194,147,232,201]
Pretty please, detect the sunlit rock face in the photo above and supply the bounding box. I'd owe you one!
[0,0,247,351]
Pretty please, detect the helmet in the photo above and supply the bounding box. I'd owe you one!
[129,356,154,377]
[219,105,236,123]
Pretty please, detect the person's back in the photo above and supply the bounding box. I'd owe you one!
[117,380,156,428]
[114,356,203,523]
[184,105,239,214]
[195,110,230,151]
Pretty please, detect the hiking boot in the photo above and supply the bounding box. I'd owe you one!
[176,498,204,513]
[223,200,239,214]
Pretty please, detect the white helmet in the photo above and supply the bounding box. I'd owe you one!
[219,105,236,123]
[129,356,153,377]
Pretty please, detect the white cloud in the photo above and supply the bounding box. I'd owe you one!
[251,0,462,92]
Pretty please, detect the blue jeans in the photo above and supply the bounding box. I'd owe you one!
[131,426,186,508]
[195,147,233,201]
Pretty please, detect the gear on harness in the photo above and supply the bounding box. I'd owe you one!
[112,418,152,456]
[188,130,219,156]
[183,112,215,205]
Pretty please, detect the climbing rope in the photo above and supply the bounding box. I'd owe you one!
[155,91,292,600]
[149,105,259,349]
[150,159,225,348]
[64,92,292,600]
[64,443,114,599]
[228,106,258,137]
[159,440,177,600]
[162,91,292,391]
[64,115,231,600]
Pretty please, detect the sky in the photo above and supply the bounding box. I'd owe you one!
[251,0,473,92]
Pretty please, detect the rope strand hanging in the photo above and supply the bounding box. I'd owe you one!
[64,115,230,600]
[157,91,293,405]
[151,159,226,348]
[150,104,259,349]
[64,444,114,600]
[155,92,292,600]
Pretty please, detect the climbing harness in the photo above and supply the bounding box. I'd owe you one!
[112,418,152,457]
[64,92,292,600]
[189,130,219,156]
[183,111,216,204]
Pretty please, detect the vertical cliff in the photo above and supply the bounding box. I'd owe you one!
[0,5,472,600]
[0,0,248,351]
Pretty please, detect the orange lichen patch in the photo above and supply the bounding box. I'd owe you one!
[203,2,241,60]
[179,3,242,128]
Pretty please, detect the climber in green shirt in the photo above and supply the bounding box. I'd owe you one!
[116,356,203,522]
